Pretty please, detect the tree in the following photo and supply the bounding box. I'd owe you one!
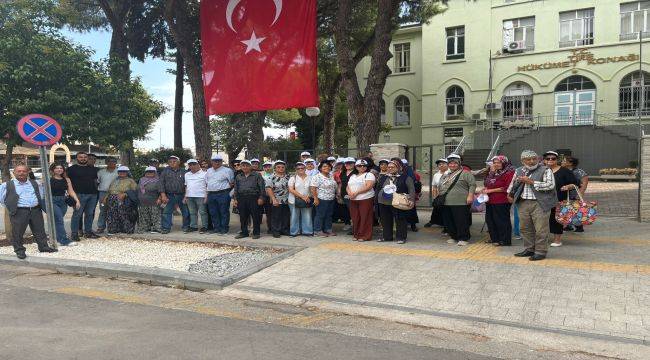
[210,113,264,161]
[334,0,442,155]
[173,52,184,149]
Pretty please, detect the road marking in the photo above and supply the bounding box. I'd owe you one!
[318,242,650,274]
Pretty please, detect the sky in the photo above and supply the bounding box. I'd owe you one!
[62,28,289,153]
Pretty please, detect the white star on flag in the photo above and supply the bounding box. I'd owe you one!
[241,31,266,54]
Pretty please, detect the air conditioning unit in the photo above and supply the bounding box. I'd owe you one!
[484,102,502,110]
[507,40,526,53]
[471,113,487,121]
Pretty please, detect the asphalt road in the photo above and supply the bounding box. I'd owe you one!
[0,283,496,360]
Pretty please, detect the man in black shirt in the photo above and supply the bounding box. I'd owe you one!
[67,152,100,240]
[233,160,265,239]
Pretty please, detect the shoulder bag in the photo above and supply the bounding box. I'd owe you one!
[432,171,462,208]
[389,176,413,211]
[292,176,311,208]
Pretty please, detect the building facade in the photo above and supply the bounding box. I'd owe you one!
[356,0,650,171]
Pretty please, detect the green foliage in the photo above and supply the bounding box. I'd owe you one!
[134,147,194,167]
[262,137,305,167]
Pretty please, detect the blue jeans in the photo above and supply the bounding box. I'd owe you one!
[513,204,521,236]
[313,199,335,233]
[207,191,231,233]
[97,191,108,230]
[289,204,313,235]
[186,197,208,229]
[51,196,70,245]
[161,193,190,231]
[71,193,98,236]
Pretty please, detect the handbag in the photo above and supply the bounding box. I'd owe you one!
[291,176,312,208]
[65,195,77,207]
[392,192,413,210]
[555,185,598,226]
[432,171,461,208]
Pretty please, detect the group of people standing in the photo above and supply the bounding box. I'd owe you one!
[425,149,588,261]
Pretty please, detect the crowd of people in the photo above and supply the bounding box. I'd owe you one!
[0,148,589,262]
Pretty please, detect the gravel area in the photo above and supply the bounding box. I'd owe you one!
[187,251,278,277]
[0,238,246,273]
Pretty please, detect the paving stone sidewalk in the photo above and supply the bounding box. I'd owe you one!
[225,215,650,342]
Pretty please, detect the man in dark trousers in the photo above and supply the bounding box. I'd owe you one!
[233,160,265,239]
[0,165,57,259]
[68,151,100,240]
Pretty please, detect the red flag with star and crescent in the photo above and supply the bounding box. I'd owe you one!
[200,0,319,115]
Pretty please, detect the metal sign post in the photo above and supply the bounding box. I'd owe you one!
[16,114,64,249]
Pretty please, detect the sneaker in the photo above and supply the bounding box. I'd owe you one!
[342,224,352,231]
[550,242,563,247]
[66,242,79,247]
[457,240,468,246]
[396,240,406,244]
[96,228,105,234]
[106,233,114,236]
[441,232,449,236]
[251,234,260,239]
[161,229,170,234]
[423,222,433,228]
[235,234,248,239]
[70,234,80,242]
[447,239,456,244]
[514,235,522,241]
[84,232,100,239]
[199,227,207,234]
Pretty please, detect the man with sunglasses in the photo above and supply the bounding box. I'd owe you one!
[507,150,556,261]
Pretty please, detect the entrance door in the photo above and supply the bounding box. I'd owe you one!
[554,90,595,125]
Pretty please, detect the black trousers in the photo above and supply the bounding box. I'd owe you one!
[428,205,444,226]
[263,202,273,233]
[270,203,290,235]
[549,207,564,235]
[378,204,407,241]
[442,205,471,241]
[485,203,512,245]
[238,195,261,236]
[10,207,50,253]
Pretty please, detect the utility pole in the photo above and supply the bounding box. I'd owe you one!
[638,31,644,221]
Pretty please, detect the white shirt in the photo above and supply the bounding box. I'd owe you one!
[184,170,207,197]
[306,168,319,176]
[432,171,445,187]
[205,166,234,191]
[347,172,376,201]
[287,174,312,204]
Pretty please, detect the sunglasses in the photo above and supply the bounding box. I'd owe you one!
[545,157,557,161]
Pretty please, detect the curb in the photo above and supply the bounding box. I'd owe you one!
[0,246,303,291]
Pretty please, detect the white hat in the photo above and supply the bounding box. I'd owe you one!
[274,160,286,166]
[263,161,273,166]
[378,159,389,164]
[435,158,448,164]
[304,158,315,163]
[335,158,343,164]
[355,159,368,166]
[168,155,180,161]
[543,150,559,157]
[327,156,336,161]
[145,166,157,172]
[447,153,461,160]
[250,158,260,163]
[187,159,198,164]
[211,154,224,161]
[240,160,252,165]
[300,151,311,157]
[401,159,408,164]
[117,165,129,172]
[344,157,356,163]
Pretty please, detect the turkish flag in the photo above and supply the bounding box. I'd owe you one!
[200,0,319,115]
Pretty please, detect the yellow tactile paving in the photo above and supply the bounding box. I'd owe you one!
[318,241,650,274]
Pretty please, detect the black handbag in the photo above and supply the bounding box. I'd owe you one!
[65,196,77,207]
[294,196,312,208]
[432,171,462,208]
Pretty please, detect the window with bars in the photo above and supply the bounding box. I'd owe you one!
[394,96,410,126]
[502,83,533,121]
[620,1,650,40]
[619,72,650,116]
[446,26,465,60]
[554,76,596,92]
[446,86,464,120]
[444,128,463,156]
[503,17,535,51]
[559,8,594,47]
[393,43,410,73]
[380,98,386,124]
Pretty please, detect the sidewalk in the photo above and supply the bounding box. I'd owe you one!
[210,213,650,349]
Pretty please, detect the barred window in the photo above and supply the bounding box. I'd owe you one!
[446,86,464,120]
[502,83,533,121]
[619,71,650,117]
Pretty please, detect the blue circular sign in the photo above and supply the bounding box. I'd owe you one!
[16,114,63,146]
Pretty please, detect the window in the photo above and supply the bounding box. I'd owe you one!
[559,8,594,47]
[446,86,464,120]
[380,98,386,124]
[444,128,463,156]
[619,71,650,116]
[393,43,410,73]
[503,17,535,51]
[502,83,533,121]
[554,75,596,92]
[446,26,465,60]
[620,1,650,40]
[394,96,410,126]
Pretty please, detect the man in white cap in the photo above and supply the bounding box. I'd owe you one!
[159,155,190,233]
[300,151,311,162]
[250,158,261,172]
[262,161,274,180]
[507,150,556,261]
[233,160,266,239]
[184,159,208,233]
[304,158,319,176]
[205,154,234,234]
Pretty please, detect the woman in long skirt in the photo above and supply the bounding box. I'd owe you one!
[105,166,138,235]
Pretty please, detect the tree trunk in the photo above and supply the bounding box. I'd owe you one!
[173,52,184,149]
[322,75,341,154]
[164,0,212,160]
[247,111,266,158]
[1,144,13,182]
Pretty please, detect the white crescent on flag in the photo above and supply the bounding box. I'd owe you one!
[226,0,283,33]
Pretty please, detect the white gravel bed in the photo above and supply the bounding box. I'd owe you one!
[0,238,244,273]
[188,251,278,277]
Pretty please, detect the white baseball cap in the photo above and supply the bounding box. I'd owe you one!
[250,158,260,163]
[117,166,129,172]
[187,159,198,164]
[355,159,368,166]
[300,151,311,157]
[344,157,356,163]
[211,154,224,161]
[327,156,336,161]
[263,161,273,166]
[240,160,252,165]
[304,158,315,163]
[145,166,157,172]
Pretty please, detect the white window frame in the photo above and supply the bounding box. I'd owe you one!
[394,96,410,126]
[446,26,465,60]
[503,17,535,51]
[393,43,410,73]
[559,8,594,48]
[445,86,465,120]
[620,1,650,40]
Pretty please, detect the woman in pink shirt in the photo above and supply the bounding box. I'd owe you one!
[482,155,515,246]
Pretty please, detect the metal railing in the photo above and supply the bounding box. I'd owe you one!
[485,133,502,162]
[452,134,473,155]
[477,112,650,130]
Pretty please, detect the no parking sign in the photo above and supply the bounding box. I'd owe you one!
[16,114,62,146]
